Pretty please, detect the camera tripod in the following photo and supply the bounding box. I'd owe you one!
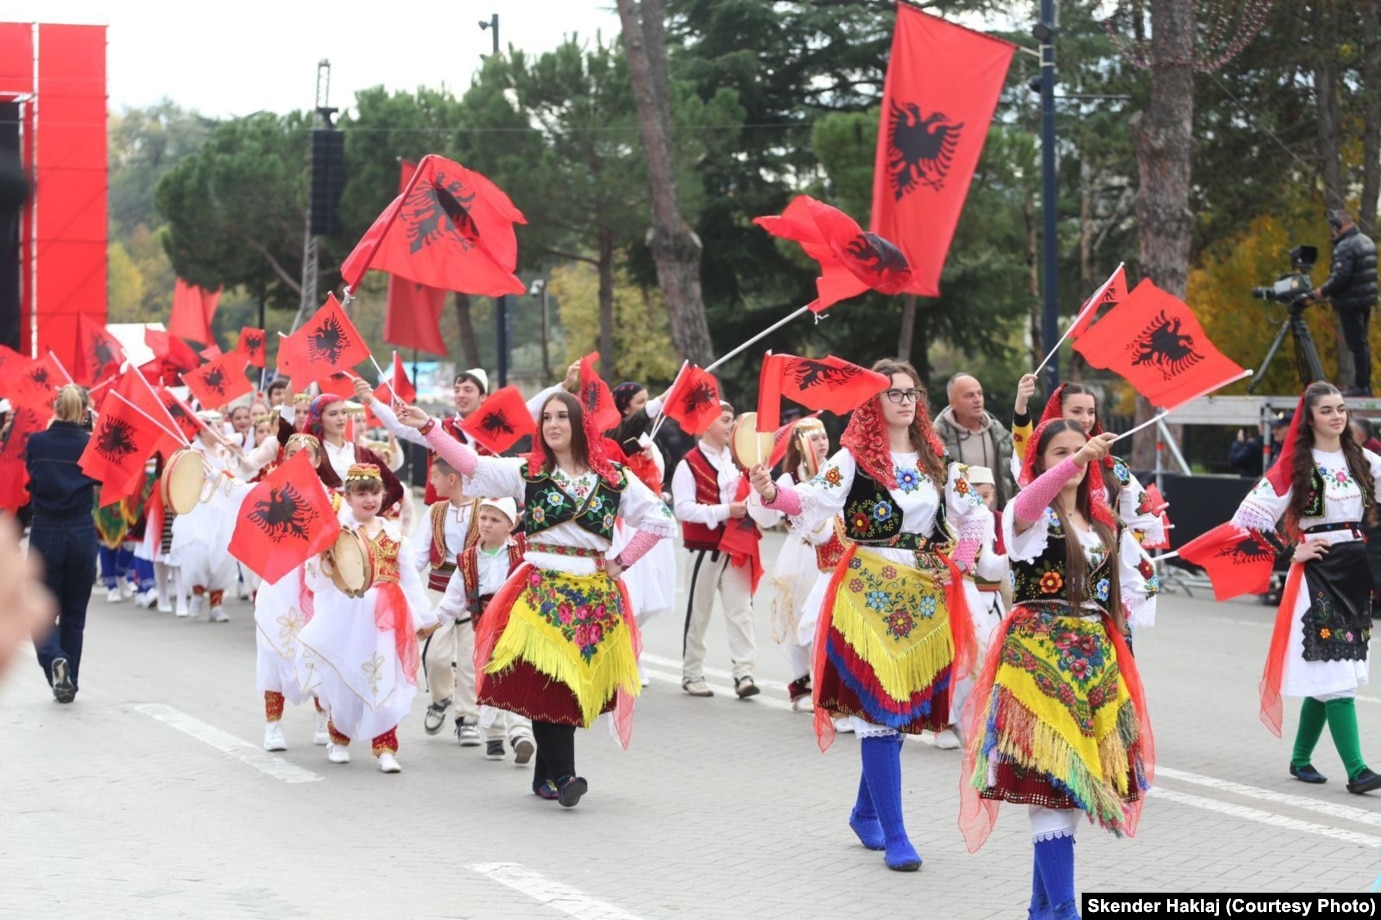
[1247,296,1326,393]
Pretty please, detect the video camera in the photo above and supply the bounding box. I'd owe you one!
[1251,245,1319,306]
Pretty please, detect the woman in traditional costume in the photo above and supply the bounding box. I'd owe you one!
[960,420,1157,919]
[750,359,989,872]
[300,395,403,516]
[399,391,675,808]
[1229,381,1381,794]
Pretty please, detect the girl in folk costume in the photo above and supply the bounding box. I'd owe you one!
[255,434,336,753]
[748,417,848,711]
[94,485,142,604]
[301,395,404,516]
[169,411,248,622]
[751,359,991,872]
[1012,378,1166,550]
[1229,382,1381,794]
[399,391,675,807]
[959,421,1157,920]
[608,381,677,660]
[295,463,436,773]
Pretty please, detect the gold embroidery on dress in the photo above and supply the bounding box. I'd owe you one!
[362,652,385,696]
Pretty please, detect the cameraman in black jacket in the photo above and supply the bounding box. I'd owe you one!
[1312,209,1379,395]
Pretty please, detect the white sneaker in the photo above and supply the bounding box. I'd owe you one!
[209,605,229,623]
[106,586,122,604]
[377,752,401,773]
[134,590,154,609]
[263,722,287,752]
[791,695,813,713]
[187,595,205,619]
[157,599,173,613]
[327,743,350,764]
[313,711,330,746]
[640,674,650,688]
[120,580,137,599]
[833,717,854,734]
[933,727,961,750]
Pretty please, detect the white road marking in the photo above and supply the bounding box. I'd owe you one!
[133,703,322,784]
[1157,766,1381,828]
[1151,787,1381,849]
[640,652,790,692]
[469,862,645,920]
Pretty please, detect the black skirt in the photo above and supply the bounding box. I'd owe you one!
[1301,540,1373,662]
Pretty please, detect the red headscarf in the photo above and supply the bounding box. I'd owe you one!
[840,390,946,489]
[1019,419,1116,527]
[1037,383,1114,473]
[1263,391,1309,497]
[525,392,621,487]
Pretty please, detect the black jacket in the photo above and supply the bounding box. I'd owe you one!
[24,420,97,522]
[1321,226,1379,312]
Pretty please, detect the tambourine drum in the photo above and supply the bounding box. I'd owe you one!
[322,528,374,598]
[729,412,776,470]
[160,448,208,515]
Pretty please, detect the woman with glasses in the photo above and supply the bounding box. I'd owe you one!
[750,359,989,872]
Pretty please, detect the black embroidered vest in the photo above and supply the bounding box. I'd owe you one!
[521,462,627,542]
[842,464,954,553]
[1011,509,1116,613]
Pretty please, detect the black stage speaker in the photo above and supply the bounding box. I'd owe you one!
[309,128,345,237]
[0,101,25,352]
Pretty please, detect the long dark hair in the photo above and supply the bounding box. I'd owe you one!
[1032,420,1123,629]
[1287,381,1374,532]
[535,391,592,475]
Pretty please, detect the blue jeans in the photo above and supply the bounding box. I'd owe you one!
[30,520,97,691]
[99,544,134,589]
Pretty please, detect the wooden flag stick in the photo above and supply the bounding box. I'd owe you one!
[705,305,810,375]
[109,390,189,448]
[1032,262,1125,376]
[368,353,397,405]
[46,349,76,387]
[1111,411,1171,445]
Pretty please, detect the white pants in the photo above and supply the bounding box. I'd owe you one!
[682,550,756,681]
[1029,804,1080,841]
[479,705,533,744]
[422,617,477,722]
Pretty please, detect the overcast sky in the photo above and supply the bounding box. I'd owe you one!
[8,1,623,117]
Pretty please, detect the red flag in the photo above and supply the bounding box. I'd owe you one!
[237,327,267,368]
[0,405,43,512]
[769,413,822,469]
[229,449,342,583]
[0,344,30,382]
[74,314,126,386]
[10,351,68,413]
[199,344,223,361]
[870,5,1015,296]
[385,277,449,355]
[374,352,416,405]
[1072,280,1246,411]
[144,326,201,373]
[341,154,526,296]
[1069,264,1128,340]
[183,352,254,410]
[156,386,204,448]
[80,392,165,505]
[460,386,537,455]
[757,353,891,432]
[319,370,363,401]
[754,195,912,312]
[107,368,188,458]
[662,365,723,437]
[1178,523,1277,601]
[578,353,622,433]
[168,278,221,345]
[280,294,370,385]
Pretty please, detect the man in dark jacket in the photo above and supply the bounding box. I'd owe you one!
[1312,209,1378,395]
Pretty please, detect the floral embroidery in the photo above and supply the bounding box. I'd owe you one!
[873,501,894,522]
[998,609,1121,736]
[839,550,944,645]
[1135,491,1152,515]
[955,478,970,496]
[848,577,865,593]
[821,467,844,488]
[602,513,615,531]
[524,575,624,663]
[918,595,938,618]
[886,610,916,639]
[362,652,385,695]
[851,512,871,532]
[865,590,890,612]
[1039,571,1064,594]
[530,505,547,525]
[848,556,863,570]
[880,565,898,580]
[1137,558,1154,580]
[894,467,923,493]
[1094,578,1110,603]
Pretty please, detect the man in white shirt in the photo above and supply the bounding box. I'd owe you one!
[670,403,773,699]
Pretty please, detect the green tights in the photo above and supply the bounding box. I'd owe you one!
[1292,696,1368,779]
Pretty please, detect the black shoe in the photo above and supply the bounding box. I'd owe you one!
[485,740,505,761]
[50,658,75,704]
[1347,768,1381,794]
[734,675,760,699]
[557,775,588,808]
[1290,763,1327,784]
[532,779,559,801]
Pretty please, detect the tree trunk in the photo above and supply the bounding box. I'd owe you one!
[615,0,715,367]
[914,304,931,394]
[897,295,916,363]
[1128,0,1196,470]
[453,293,482,370]
[597,226,616,378]
[1359,0,1381,235]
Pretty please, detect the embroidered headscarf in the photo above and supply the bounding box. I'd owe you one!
[1263,391,1309,497]
[840,390,946,490]
[306,394,344,441]
[1019,418,1116,527]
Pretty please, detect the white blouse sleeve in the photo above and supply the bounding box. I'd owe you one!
[946,462,992,538]
[464,455,528,505]
[1231,476,1292,534]
[1119,529,1159,629]
[618,471,676,539]
[1002,501,1054,563]
[1117,467,1165,547]
[1367,449,1381,500]
[395,529,438,632]
[789,448,854,535]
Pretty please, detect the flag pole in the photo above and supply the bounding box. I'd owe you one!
[109,390,189,448]
[1110,411,1171,445]
[46,349,76,387]
[369,353,397,404]
[704,305,810,375]
[647,359,689,440]
[1032,262,1124,376]
[340,160,432,304]
[1148,550,1179,564]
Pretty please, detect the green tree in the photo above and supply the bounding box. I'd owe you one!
[109,100,214,238]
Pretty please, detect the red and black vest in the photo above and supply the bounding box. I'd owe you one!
[680,446,732,552]
[457,538,526,621]
[426,499,481,592]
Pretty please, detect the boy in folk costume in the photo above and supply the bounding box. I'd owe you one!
[671,402,775,698]
[415,456,483,744]
[296,463,436,773]
[434,497,535,763]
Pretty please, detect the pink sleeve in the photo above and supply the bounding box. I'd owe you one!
[762,481,803,516]
[950,517,985,571]
[616,528,663,568]
[1011,457,1079,525]
[424,424,478,477]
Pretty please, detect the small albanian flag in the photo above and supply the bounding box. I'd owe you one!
[109,367,189,458]
[80,394,165,505]
[753,195,912,312]
[144,326,201,373]
[662,364,723,437]
[374,352,416,406]
[341,154,526,297]
[769,412,823,469]
[0,405,44,512]
[10,351,69,414]
[460,385,537,455]
[1069,264,1128,340]
[1177,522,1278,601]
[168,278,221,345]
[156,386,204,447]
[183,351,253,410]
[578,352,622,433]
[280,294,370,385]
[757,353,891,432]
[237,327,267,368]
[75,314,126,387]
[229,449,342,583]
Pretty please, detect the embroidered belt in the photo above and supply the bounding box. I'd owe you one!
[855,532,952,553]
[527,543,607,569]
[1303,521,1363,538]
